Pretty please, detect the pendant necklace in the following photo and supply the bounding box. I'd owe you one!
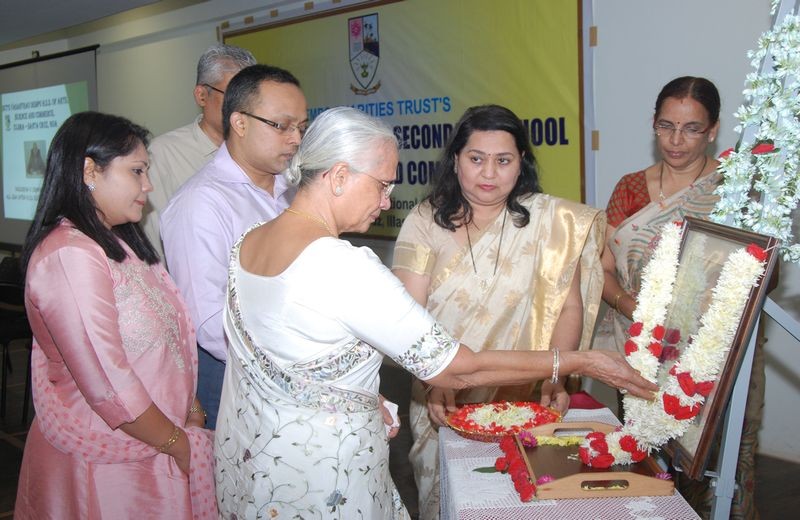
[658,155,708,206]
[465,209,507,292]
[284,208,336,237]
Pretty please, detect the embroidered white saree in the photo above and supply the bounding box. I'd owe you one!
[215,229,460,519]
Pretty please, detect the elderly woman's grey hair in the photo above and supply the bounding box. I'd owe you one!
[285,106,398,187]
[196,44,257,86]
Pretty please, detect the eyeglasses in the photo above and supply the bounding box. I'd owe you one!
[202,83,225,95]
[654,122,709,140]
[240,111,308,136]
[360,171,396,198]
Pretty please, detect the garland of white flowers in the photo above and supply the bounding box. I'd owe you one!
[580,224,768,468]
[711,3,800,263]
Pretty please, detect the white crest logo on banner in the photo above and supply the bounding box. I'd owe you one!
[348,14,381,95]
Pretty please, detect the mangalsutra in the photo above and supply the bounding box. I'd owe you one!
[465,209,507,292]
[284,208,336,236]
[659,155,708,204]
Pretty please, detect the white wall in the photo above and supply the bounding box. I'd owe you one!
[589,0,800,463]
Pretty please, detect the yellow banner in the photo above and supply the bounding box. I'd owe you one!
[227,0,581,237]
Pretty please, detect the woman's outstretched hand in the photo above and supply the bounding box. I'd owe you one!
[581,351,659,400]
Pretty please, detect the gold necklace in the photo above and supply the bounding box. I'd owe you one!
[284,208,336,236]
[658,155,708,203]
[465,209,507,292]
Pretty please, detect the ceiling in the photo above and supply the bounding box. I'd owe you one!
[0,0,209,51]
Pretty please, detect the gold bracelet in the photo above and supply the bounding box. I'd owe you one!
[613,292,624,313]
[157,425,182,453]
[189,403,207,421]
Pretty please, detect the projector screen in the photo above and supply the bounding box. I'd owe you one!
[0,46,98,248]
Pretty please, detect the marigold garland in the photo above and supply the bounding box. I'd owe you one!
[580,223,768,468]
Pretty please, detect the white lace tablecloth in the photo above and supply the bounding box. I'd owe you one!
[439,408,700,519]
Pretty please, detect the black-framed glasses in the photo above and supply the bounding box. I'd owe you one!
[654,122,709,140]
[202,83,225,95]
[360,171,396,198]
[240,111,308,136]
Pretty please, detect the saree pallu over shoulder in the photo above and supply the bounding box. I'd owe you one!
[225,233,381,414]
[396,194,605,374]
[594,170,722,355]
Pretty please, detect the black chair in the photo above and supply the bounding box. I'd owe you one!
[0,257,33,421]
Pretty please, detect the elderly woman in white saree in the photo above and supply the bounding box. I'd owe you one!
[213,107,656,520]
[392,105,606,519]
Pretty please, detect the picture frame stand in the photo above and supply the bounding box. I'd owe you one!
[708,315,759,519]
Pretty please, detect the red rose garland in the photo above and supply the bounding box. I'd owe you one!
[495,436,537,501]
[581,222,768,468]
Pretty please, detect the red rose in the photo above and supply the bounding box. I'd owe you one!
[677,372,696,396]
[751,142,775,155]
[628,322,644,337]
[586,432,605,441]
[509,458,527,476]
[648,342,663,358]
[624,340,638,356]
[663,393,680,415]
[579,446,591,465]
[499,436,516,454]
[674,403,701,421]
[631,449,648,463]
[746,243,768,262]
[719,147,735,159]
[619,435,638,453]
[665,328,681,345]
[591,453,615,468]
[495,457,508,472]
[695,381,715,397]
[590,438,609,454]
[652,325,665,340]
[661,346,679,361]
[518,482,537,502]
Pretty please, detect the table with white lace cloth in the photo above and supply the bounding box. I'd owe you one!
[439,408,700,519]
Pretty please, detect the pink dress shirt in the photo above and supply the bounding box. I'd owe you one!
[160,143,295,361]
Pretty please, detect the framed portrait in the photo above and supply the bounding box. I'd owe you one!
[660,217,779,480]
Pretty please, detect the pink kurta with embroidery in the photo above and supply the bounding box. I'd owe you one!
[15,221,216,519]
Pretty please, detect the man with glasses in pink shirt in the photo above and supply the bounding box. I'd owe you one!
[161,64,308,428]
[140,44,256,258]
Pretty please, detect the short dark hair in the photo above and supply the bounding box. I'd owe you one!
[222,64,301,139]
[21,111,159,273]
[654,76,721,124]
[428,104,541,231]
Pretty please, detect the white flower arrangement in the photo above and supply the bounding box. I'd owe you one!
[711,5,800,263]
[580,224,767,468]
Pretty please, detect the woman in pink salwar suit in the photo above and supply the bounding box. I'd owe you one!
[15,112,217,519]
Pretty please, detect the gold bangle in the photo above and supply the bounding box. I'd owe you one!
[613,292,624,313]
[157,425,182,453]
[189,403,207,421]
